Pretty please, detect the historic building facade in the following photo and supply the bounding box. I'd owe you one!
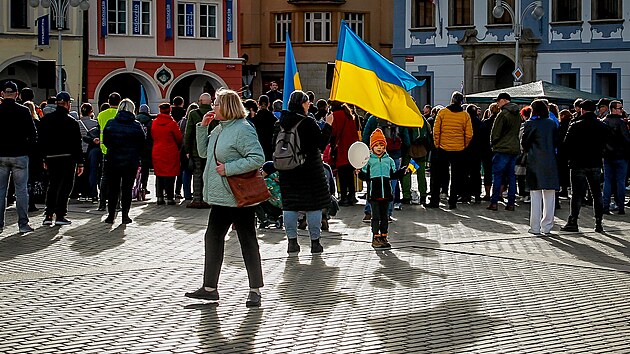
[393,0,630,107]
[239,0,393,100]
[88,0,241,110]
[0,0,84,105]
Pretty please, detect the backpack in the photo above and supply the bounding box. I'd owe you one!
[377,118,402,152]
[409,116,433,158]
[273,118,306,170]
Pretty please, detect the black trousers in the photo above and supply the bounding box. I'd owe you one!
[338,164,355,202]
[464,152,482,199]
[106,163,137,218]
[99,156,109,208]
[570,167,603,220]
[370,200,389,235]
[430,149,465,206]
[155,176,175,200]
[203,205,264,289]
[44,157,76,217]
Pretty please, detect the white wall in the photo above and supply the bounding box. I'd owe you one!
[406,55,465,106]
[537,52,630,103]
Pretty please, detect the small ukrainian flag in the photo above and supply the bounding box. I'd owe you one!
[408,159,420,173]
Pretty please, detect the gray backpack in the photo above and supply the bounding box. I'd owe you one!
[273,119,306,170]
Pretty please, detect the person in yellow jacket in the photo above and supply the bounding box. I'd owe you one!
[426,91,472,209]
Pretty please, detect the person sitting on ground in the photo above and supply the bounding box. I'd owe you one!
[255,161,283,229]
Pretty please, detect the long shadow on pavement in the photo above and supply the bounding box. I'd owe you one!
[277,255,356,315]
[0,226,61,261]
[370,250,447,289]
[581,233,630,262]
[67,223,127,256]
[543,234,630,270]
[367,298,507,353]
[186,303,264,353]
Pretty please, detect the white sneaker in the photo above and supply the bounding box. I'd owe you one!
[523,196,531,204]
[394,203,402,210]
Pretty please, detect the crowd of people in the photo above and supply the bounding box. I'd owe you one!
[1,78,629,307]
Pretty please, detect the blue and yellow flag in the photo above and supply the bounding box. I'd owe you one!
[408,159,420,173]
[330,21,425,127]
[282,33,302,109]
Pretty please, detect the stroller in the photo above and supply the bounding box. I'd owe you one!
[131,166,145,201]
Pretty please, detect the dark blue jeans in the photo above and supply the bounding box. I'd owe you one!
[570,167,603,220]
[490,152,517,205]
[603,159,627,212]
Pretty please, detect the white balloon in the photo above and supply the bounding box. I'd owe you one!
[347,141,370,169]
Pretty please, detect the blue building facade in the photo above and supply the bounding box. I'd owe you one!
[393,0,630,107]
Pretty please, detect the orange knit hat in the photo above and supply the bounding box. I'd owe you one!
[370,128,387,150]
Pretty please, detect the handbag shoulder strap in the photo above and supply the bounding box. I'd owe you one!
[212,128,222,166]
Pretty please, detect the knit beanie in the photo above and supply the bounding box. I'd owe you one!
[139,104,150,114]
[370,128,387,150]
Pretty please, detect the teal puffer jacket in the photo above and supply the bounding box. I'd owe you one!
[196,118,265,207]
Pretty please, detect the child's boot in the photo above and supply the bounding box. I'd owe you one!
[371,234,383,248]
[380,233,391,248]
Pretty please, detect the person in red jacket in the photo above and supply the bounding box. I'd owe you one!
[151,102,183,205]
[330,101,360,206]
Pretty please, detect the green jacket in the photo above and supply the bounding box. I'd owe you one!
[490,102,521,155]
[185,104,214,158]
[196,118,265,207]
[97,107,118,154]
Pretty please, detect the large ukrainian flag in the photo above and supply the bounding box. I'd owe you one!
[330,21,425,127]
[282,33,302,109]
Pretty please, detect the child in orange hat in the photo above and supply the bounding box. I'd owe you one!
[357,128,408,249]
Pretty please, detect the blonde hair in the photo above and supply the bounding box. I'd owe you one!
[215,89,247,120]
[489,102,500,114]
[118,98,136,114]
[185,102,199,118]
[24,101,39,121]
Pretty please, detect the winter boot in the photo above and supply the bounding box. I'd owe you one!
[287,238,300,253]
[379,234,391,248]
[561,216,579,232]
[311,238,323,253]
[595,218,604,233]
[371,234,383,248]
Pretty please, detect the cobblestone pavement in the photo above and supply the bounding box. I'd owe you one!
[1,180,630,353]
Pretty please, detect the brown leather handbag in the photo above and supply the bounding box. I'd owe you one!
[214,133,270,208]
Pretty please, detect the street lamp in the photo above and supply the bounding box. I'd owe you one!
[493,0,544,86]
[29,0,90,93]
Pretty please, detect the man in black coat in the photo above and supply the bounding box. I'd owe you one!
[265,81,283,103]
[561,100,608,233]
[0,81,37,234]
[250,95,277,161]
[601,100,630,215]
[38,91,84,226]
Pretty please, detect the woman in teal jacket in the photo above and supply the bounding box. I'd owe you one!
[185,89,265,307]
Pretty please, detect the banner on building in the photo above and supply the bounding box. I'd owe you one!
[36,15,50,47]
[185,4,194,37]
[226,0,233,41]
[165,0,173,39]
[101,0,108,37]
[132,0,141,35]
